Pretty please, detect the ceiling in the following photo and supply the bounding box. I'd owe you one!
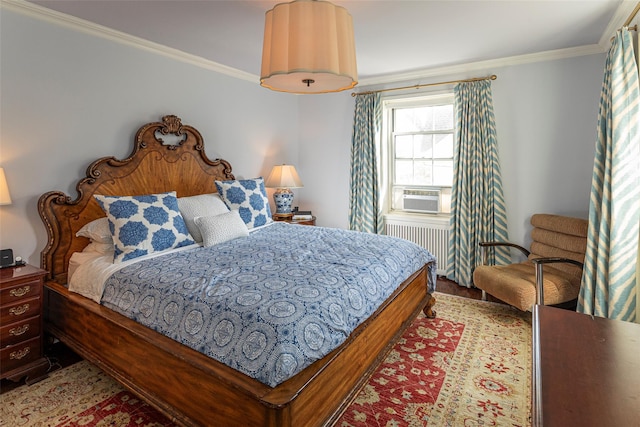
[22,0,636,85]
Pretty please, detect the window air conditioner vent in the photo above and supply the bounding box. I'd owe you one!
[402,189,440,213]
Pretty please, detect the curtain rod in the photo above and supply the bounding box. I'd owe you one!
[624,2,640,27]
[609,2,640,41]
[351,74,497,97]
[610,24,637,41]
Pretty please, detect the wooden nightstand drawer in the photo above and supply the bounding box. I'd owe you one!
[0,336,43,373]
[0,296,41,325]
[1,264,48,383]
[1,315,41,347]
[0,278,41,305]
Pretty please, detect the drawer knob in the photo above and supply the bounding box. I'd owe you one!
[9,324,30,336]
[9,286,31,298]
[10,347,30,360]
[9,304,29,316]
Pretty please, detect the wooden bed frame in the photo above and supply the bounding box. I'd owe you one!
[38,115,436,427]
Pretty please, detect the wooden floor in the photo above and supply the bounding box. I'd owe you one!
[436,275,505,303]
[1,277,503,394]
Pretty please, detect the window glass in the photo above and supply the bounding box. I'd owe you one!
[413,135,432,158]
[433,160,453,186]
[395,135,414,158]
[394,159,414,185]
[433,105,454,130]
[433,133,453,158]
[413,160,432,185]
[395,107,434,132]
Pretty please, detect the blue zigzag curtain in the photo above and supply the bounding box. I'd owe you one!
[349,93,383,233]
[577,27,640,322]
[447,80,510,287]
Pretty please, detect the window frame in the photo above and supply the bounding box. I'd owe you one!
[381,91,455,216]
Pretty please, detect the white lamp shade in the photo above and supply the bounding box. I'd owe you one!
[0,168,11,205]
[260,0,358,94]
[265,165,303,188]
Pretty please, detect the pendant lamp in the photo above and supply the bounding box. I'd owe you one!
[260,0,358,94]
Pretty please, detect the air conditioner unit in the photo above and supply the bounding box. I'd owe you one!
[402,189,440,214]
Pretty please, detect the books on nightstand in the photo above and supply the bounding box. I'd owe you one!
[292,210,312,220]
[292,215,313,220]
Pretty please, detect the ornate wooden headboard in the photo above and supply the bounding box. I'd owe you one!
[38,115,235,284]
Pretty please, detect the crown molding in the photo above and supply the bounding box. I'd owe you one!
[1,0,258,83]
[358,44,606,88]
[598,1,640,48]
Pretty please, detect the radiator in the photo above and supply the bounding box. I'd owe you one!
[385,218,449,275]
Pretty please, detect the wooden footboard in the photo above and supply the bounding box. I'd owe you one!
[44,263,433,427]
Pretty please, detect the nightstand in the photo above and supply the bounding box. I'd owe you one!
[273,215,316,226]
[1,264,49,384]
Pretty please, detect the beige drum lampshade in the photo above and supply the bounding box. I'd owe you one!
[260,0,358,94]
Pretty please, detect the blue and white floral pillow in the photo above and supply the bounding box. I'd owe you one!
[95,191,195,263]
[215,178,272,229]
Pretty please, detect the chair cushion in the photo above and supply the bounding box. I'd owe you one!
[528,214,587,280]
[530,214,588,237]
[530,227,587,254]
[473,261,581,311]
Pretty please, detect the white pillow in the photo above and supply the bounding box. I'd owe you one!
[82,241,115,254]
[76,217,112,244]
[194,211,249,247]
[177,193,230,243]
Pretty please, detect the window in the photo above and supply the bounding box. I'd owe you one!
[383,93,455,215]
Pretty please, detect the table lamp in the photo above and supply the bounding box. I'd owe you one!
[0,167,15,268]
[265,165,303,219]
[0,167,11,205]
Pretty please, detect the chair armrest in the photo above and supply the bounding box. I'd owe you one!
[531,257,583,268]
[531,257,584,305]
[479,241,530,265]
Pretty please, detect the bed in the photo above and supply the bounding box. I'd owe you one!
[38,114,437,427]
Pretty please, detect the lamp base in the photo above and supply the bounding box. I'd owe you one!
[273,188,294,216]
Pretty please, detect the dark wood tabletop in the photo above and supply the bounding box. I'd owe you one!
[532,304,640,427]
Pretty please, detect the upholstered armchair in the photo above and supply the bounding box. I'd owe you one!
[473,214,588,311]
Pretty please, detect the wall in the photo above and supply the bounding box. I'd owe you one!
[0,7,299,265]
[492,56,603,243]
[1,4,606,270]
[296,92,355,228]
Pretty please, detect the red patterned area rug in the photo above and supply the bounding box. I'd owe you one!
[0,361,174,427]
[0,293,531,427]
[336,293,532,427]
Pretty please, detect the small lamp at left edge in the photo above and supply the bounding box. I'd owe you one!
[0,167,15,267]
[0,167,12,205]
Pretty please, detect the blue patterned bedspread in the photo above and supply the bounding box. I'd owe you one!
[101,223,436,387]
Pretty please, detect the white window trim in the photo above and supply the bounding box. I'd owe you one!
[384,211,450,225]
[381,90,455,218]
